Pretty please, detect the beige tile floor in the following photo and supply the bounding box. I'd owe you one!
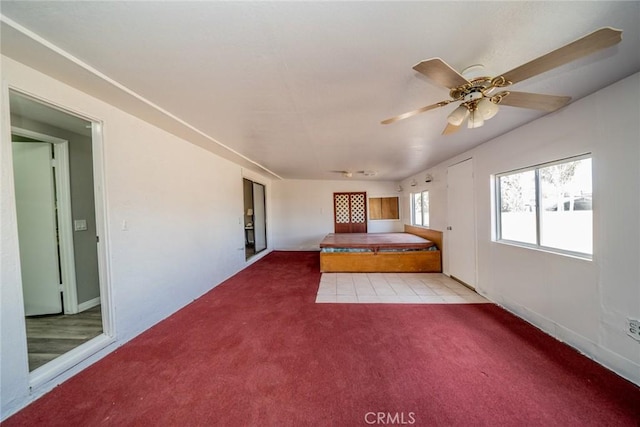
[316,272,490,304]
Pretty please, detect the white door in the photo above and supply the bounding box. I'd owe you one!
[13,142,63,315]
[447,158,476,288]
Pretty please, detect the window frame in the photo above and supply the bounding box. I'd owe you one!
[411,190,429,228]
[495,153,593,260]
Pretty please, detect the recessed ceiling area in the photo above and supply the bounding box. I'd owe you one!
[1,2,639,181]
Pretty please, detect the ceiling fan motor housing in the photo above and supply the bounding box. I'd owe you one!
[464,89,484,103]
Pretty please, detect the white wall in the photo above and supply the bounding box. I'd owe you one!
[271,179,403,250]
[0,56,273,418]
[400,73,640,385]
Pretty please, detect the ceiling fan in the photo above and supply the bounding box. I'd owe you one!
[330,170,377,178]
[381,27,622,134]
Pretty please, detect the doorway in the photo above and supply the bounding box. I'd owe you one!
[447,158,477,288]
[243,178,267,259]
[9,90,107,373]
[12,139,66,316]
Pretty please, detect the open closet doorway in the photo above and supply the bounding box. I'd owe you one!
[9,90,110,377]
[243,178,267,259]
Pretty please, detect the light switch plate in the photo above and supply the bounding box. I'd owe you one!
[74,219,87,231]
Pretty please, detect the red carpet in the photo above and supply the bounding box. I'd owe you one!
[5,251,639,426]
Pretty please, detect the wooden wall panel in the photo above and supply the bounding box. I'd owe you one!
[382,197,399,219]
[369,198,382,220]
[369,196,399,220]
[404,224,443,250]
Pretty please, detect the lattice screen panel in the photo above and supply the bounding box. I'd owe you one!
[350,193,366,223]
[335,194,350,223]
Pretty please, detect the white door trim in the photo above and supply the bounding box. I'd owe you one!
[90,119,114,339]
[446,158,477,288]
[29,118,115,390]
[11,126,79,314]
[7,87,115,391]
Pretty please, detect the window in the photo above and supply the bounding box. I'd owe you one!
[496,154,592,257]
[411,191,429,227]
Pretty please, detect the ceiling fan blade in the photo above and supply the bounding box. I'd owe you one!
[381,100,451,125]
[498,91,571,112]
[412,58,470,89]
[441,122,460,135]
[498,27,622,85]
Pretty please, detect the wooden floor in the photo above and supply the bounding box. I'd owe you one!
[26,305,103,371]
[245,244,255,259]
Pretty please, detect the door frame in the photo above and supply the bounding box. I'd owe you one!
[251,181,267,254]
[446,158,477,288]
[243,177,268,259]
[6,87,115,389]
[12,127,80,314]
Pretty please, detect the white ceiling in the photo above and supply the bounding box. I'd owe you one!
[1,1,639,181]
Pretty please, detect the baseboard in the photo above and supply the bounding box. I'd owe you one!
[77,297,100,312]
[273,247,321,251]
[497,297,640,386]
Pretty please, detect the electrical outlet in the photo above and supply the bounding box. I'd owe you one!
[627,319,640,342]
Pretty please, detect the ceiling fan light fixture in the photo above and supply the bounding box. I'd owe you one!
[447,104,469,126]
[467,109,484,128]
[477,97,499,120]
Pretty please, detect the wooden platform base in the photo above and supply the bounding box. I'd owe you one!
[319,225,443,273]
[320,250,441,273]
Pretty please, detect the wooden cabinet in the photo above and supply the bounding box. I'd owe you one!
[369,197,399,220]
